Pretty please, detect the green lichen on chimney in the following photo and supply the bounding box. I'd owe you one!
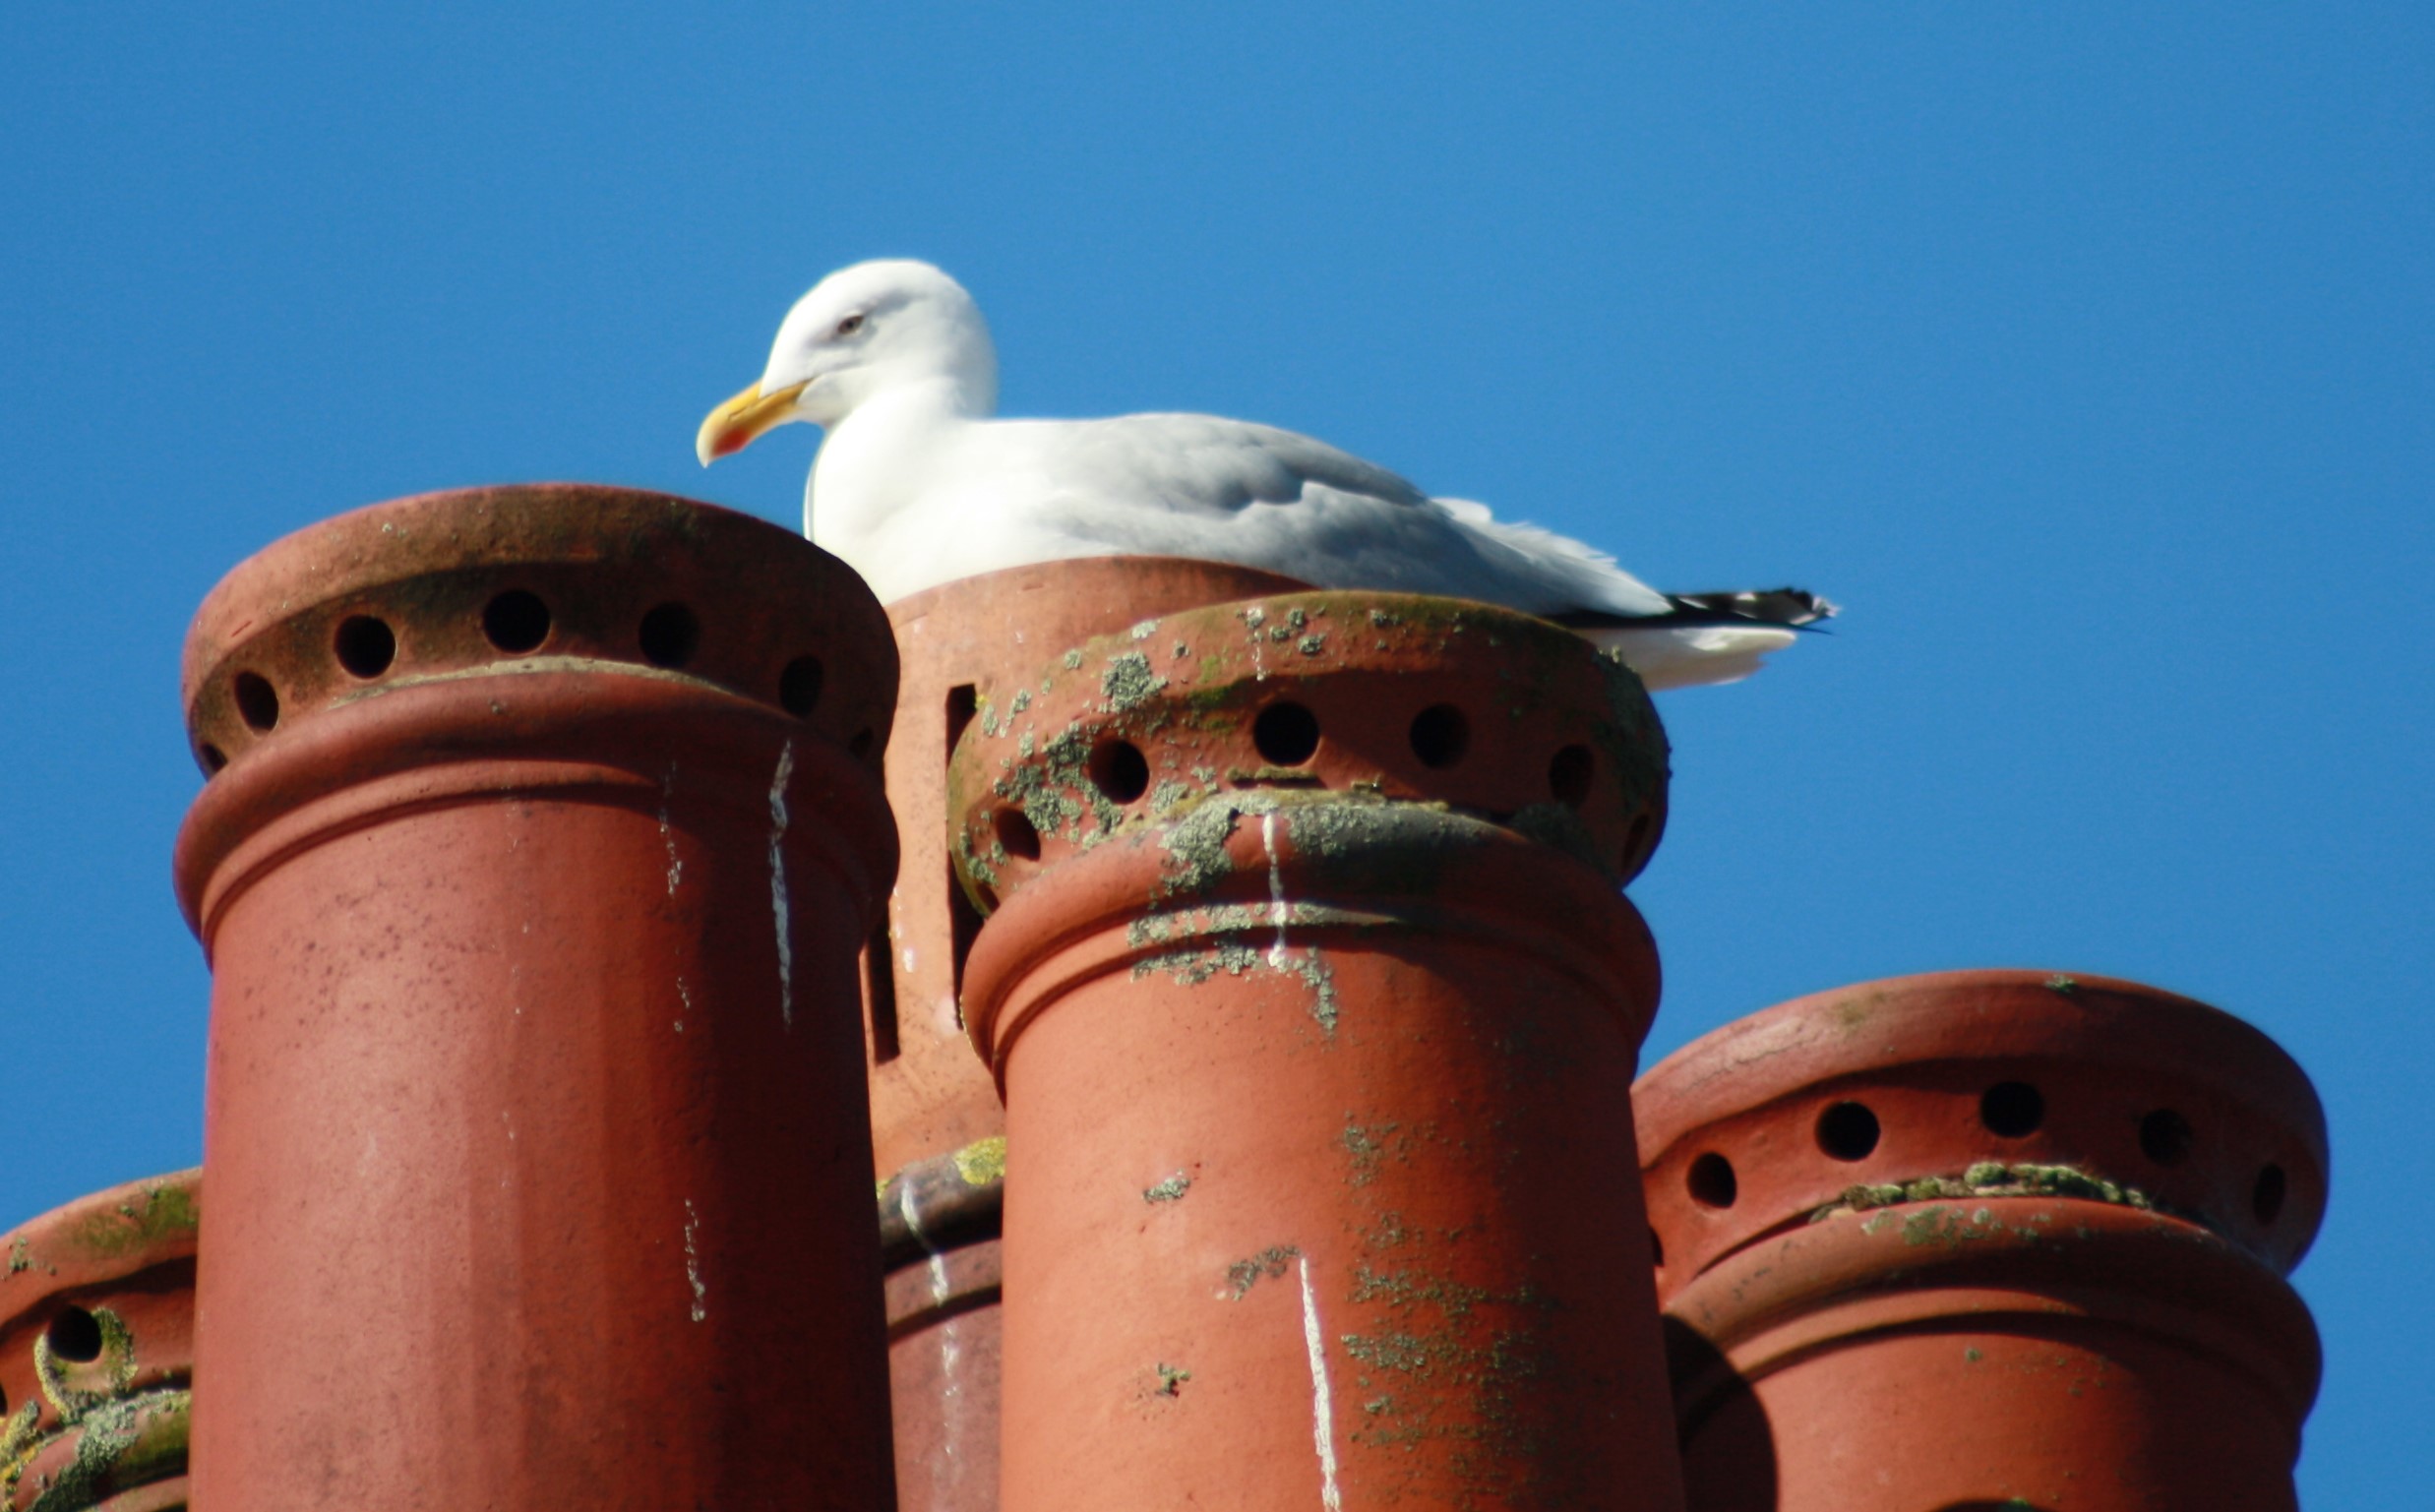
[951,1135,1007,1187]
[1156,796,1251,898]
[1814,1162,2158,1224]
[1131,939,1263,988]
[1142,1174,1191,1204]
[1225,1245,1300,1300]
[1340,1116,1403,1188]
[1099,651,1166,714]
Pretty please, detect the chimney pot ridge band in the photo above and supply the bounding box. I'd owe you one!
[0,1170,200,1512]
[172,485,902,1511]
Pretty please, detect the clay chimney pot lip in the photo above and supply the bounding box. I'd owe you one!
[1636,969,2326,1164]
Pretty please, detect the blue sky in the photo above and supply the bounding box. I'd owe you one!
[4,4,2426,1498]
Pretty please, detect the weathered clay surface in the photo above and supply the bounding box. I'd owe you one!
[957,603,1684,1512]
[875,558,1307,1512]
[1637,969,2326,1512]
[0,1171,198,1512]
[875,558,1308,1174]
[948,588,1668,920]
[172,486,900,1511]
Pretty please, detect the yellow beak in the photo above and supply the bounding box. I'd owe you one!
[696,379,810,466]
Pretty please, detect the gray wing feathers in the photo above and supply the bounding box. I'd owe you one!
[1004,413,1671,619]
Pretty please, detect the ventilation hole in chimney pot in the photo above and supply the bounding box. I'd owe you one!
[1815,1101,1882,1162]
[779,657,824,717]
[2253,1164,2287,1226]
[1252,701,1320,766]
[1980,1081,2045,1138]
[1408,704,1469,769]
[1549,745,1595,808]
[1648,1227,1665,1268]
[200,744,228,774]
[1089,739,1150,804]
[1687,1152,1737,1209]
[993,808,1041,862]
[334,615,396,678]
[46,1307,103,1363]
[638,603,701,669]
[482,590,551,653]
[2140,1109,2194,1167]
[232,673,279,732]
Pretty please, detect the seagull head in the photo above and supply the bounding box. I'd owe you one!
[697,259,1000,465]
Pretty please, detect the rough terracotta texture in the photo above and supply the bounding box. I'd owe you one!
[874,557,1305,1512]
[956,593,1684,1512]
[172,486,900,1511]
[0,1171,199,1512]
[1636,969,2327,1512]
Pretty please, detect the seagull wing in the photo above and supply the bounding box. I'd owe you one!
[959,412,1676,619]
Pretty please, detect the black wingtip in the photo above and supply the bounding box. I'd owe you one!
[1663,588,1838,628]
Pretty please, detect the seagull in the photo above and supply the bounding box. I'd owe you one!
[698,260,1832,690]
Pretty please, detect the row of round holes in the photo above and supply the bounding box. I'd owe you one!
[205,591,839,770]
[990,698,1611,863]
[1675,1081,2289,1232]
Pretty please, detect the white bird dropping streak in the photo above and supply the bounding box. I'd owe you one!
[659,761,685,897]
[897,1179,967,1471]
[682,1200,708,1322]
[1262,812,1291,967]
[767,741,796,1028]
[1299,1256,1344,1512]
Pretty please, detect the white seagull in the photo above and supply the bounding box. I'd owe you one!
[698,260,1832,690]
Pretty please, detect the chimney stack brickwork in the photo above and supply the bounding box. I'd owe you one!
[0,499,2329,1511]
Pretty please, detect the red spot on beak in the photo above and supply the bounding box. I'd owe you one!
[712,432,747,458]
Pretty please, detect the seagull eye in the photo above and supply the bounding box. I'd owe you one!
[833,313,866,338]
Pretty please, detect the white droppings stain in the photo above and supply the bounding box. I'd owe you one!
[658,760,685,897]
[768,740,796,1028]
[1262,812,1291,967]
[902,945,918,973]
[673,976,692,1034]
[896,1179,967,1474]
[682,1199,708,1322]
[1299,1256,1343,1512]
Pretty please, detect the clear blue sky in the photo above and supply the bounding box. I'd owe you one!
[4,4,2426,1498]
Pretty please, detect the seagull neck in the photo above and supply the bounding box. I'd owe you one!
[850,375,991,427]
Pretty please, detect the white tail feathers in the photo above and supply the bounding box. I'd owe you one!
[1585,623,1803,691]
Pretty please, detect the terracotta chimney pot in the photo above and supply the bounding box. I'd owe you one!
[955,591,1684,1512]
[1636,969,2327,1512]
[172,485,901,1510]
